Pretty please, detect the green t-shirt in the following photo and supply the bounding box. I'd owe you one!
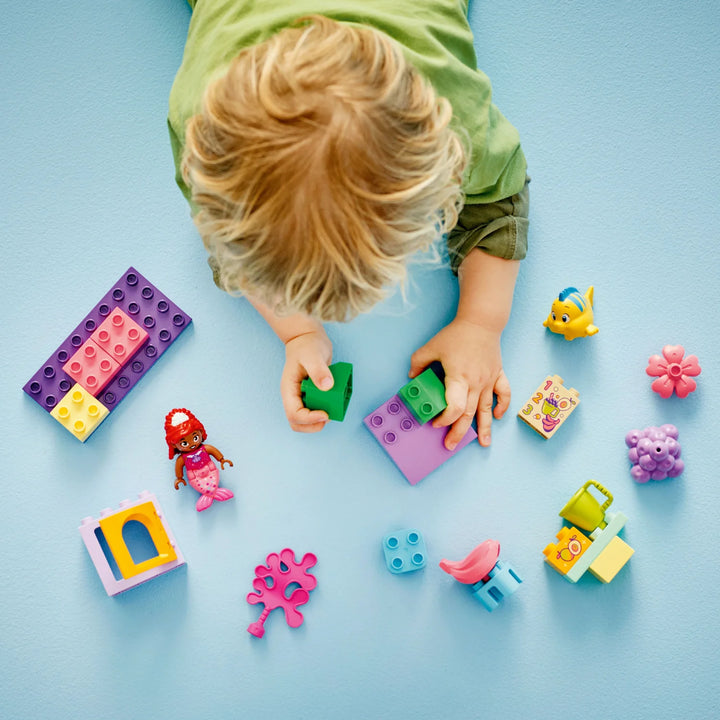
[168,0,527,207]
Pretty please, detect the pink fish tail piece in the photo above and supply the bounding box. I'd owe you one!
[247,548,317,638]
[439,540,500,584]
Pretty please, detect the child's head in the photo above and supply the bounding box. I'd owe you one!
[183,15,466,322]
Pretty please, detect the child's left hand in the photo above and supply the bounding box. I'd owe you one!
[409,318,511,450]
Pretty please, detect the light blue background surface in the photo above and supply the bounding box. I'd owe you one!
[2,2,719,718]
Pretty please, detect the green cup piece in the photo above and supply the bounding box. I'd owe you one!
[398,367,447,424]
[559,480,613,532]
[300,362,353,422]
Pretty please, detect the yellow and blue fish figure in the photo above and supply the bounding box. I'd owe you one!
[543,286,598,341]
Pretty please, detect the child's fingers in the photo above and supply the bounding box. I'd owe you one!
[493,371,511,419]
[282,395,329,429]
[476,386,495,446]
[305,359,334,391]
[282,388,329,431]
[432,376,469,428]
[289,413,329,433]
[443,392,479,451]
[280,372,328,428]
[408,344,435,379]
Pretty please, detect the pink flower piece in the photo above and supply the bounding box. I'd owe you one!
[646,345,701,398]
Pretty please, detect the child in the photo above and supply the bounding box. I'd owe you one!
[168,2,529,450]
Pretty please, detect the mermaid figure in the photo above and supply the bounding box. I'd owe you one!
[164,408,234,512]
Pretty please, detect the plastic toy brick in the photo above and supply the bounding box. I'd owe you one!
[300,361,353,421]
[50,384,109,442]
[62,339,121,395]
[588,535,635,583]
[398,367,447,424]
[363,394,476,485]
[517,374,580,439]
[23,267,192,438]
[90,307,149,365]
[566,513,632,582]
[79,491,185,596]
[439,540,522,612]
[473,561,523,611]
[543,526,592,576]
[382,529,427,574]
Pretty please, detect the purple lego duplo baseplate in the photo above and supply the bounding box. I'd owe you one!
[363,394,477,485]
[24,267,192,430]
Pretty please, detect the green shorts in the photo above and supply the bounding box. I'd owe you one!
[447,176,530,273]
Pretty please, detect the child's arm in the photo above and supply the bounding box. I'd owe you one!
[174,455,187,489]
[247,297,335,433]
[203,445,234,469]
[409,250,519,449]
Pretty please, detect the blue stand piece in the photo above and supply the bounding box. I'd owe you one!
[471,561,523,611]
[382,529,427,574]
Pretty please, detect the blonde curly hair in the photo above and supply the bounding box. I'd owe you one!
[183,15,466,322]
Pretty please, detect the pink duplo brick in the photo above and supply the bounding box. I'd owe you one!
[62,339,121,394]
[90,307,148,365]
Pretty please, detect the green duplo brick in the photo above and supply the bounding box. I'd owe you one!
[398,367,447,424]
[301,361,353,421]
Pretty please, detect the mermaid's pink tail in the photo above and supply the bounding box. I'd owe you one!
[195,487,234,511]
[196,494,214,512]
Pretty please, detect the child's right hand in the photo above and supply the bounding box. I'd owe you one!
[281,329,334,433]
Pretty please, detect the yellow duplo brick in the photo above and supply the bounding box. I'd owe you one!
[589,535,634,583]
[50,384,109,442]
[543,526,591,575]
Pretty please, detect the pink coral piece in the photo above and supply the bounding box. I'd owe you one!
[646,345,701,399]
[247,549,317,638]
